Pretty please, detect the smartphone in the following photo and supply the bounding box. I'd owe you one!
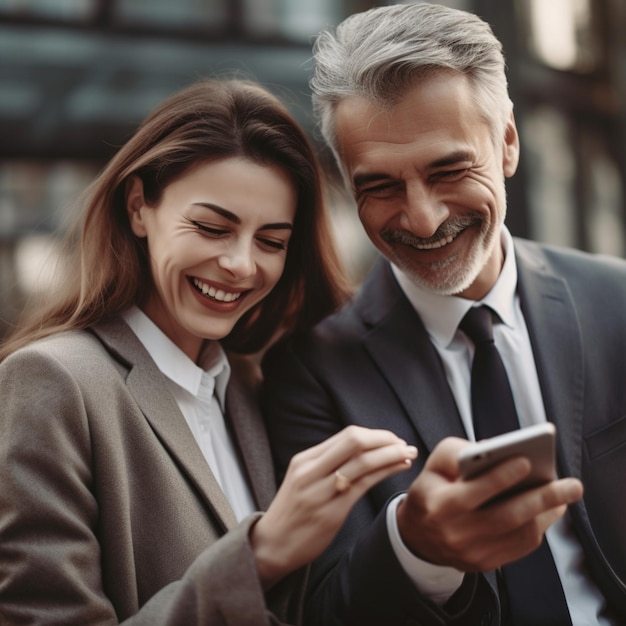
[458,422,557,492]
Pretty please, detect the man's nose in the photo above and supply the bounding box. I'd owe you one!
[400,181,449,238]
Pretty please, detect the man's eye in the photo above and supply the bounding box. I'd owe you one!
[436,168,469,181]
[357,182,400,198]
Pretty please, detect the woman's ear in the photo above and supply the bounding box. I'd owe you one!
[502,111,520,178]
[125,176,148,237]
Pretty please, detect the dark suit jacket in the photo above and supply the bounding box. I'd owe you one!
[0,316,303,625]
[262,238,626,626]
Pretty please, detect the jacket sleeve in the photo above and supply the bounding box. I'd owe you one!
[121,516,305,626]
[0,346,302,626]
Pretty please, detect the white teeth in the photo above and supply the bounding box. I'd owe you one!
[192,278,242,302]
[416,234,455,250]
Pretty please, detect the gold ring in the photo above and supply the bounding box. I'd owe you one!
[334,470,351,493]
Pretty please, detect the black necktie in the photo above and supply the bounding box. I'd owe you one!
[460,306,571,626]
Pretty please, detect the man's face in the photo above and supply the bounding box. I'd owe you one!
[334,71,519,300]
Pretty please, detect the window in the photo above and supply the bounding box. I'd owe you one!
[114,0,229,32]
[524,0,600,72]
[0,0,97,21]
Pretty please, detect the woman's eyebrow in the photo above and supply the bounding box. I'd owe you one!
[259,222,293,232]
[193,202,240,224]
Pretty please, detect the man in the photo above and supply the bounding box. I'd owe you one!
[261,3,626,626]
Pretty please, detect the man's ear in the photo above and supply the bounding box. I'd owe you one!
[125,176,148,237]
[502,111,520,178]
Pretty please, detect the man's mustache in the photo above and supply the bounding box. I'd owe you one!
[381,214,482,247]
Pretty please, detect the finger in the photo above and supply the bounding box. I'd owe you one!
[424,499,567,572]
[334,442,418,486]
[424,437,474,479]
[534,504,568,534]
[480,477,583,533]
[461,455,532,509]
[339,458,416,503]
[290,425,408,477]
[426,478,581,570]
[463,504,568,571]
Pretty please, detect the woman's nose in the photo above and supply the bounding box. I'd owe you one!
[217,242,256,279]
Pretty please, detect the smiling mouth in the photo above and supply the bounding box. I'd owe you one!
[191,277,245,303]
[415,234,456,250]
[381,228,461,251]
[381,215,482,251]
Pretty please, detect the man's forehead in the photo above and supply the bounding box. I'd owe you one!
[334,84,492,179]
[335,96,391,138]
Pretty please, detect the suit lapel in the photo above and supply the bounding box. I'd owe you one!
[515,241,584,480]
[358,261,499,597]
[359,251,585,607]
[358,249,585,478]
[92,317,239,530]
[358,259,467,453]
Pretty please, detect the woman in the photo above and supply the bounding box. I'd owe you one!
[0,79,417,625]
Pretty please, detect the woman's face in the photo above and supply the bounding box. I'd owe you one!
[127,157,297,361]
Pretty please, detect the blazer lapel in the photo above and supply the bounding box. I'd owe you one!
[92,317,239,530]
[225,354,277,512]
[515,241,584,480]
[358,259,467,453]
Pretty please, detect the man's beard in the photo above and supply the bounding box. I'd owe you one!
[380,213,494,296]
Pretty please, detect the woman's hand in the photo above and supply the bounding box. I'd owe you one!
[250,425,418,589]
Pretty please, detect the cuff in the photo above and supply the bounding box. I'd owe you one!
[386,493,465,605]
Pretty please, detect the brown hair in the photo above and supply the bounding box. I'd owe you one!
[1,78,349,359]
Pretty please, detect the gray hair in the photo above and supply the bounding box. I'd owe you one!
[311,2,513,158]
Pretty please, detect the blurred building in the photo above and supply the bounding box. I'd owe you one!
[0,0,625,338]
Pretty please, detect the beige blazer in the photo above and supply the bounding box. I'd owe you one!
[0,316,303,625]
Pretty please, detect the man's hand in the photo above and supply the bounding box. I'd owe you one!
[396,437,583,572]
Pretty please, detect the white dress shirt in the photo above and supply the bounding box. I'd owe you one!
[122,307,256,523]
[386,228,615,624]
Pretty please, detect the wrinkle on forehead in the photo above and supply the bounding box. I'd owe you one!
[334,77,494,184]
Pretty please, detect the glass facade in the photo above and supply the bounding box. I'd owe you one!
[526,0,599,72]
[0,0,625,336]
[0,0,97,21]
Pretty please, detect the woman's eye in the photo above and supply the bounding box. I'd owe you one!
[192,221,227,236]
[257,237,287,251]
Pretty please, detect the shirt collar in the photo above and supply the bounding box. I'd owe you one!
[121,306,230,406]
[392,227,518,348]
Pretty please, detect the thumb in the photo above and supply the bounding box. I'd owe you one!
[425,437,472,479]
